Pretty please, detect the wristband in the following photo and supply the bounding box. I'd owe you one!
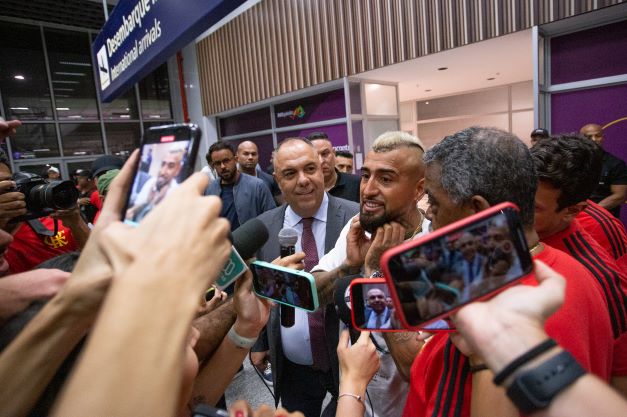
[493,338,557,385]
[227,325,258,349]
[506,350,585,414]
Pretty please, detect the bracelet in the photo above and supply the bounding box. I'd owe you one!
[493,338,557,385]
[227,325,258,349]
[338,393,365,406]
[469,363,489,373]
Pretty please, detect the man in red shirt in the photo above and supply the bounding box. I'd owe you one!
[531,134,627,393]
[75,169,101,224]
[402,127,614,417]
[576,199,627,268]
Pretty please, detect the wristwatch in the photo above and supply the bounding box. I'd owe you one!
[506,350,585,414]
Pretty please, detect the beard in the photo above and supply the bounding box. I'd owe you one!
[359,210,391,234]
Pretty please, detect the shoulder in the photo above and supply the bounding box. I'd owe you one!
[338,171,361,185]
[328,194,359,213]
[256,204,287,222]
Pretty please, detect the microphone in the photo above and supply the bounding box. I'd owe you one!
[278,227,298,258]
[278,227,298,327]
[216,218,269,290]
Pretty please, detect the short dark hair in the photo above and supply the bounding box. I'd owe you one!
[530,134,603,211]
[336,151,354,158]
[306,131,329,142]
[207,141,235,163]
[424,126,537,228]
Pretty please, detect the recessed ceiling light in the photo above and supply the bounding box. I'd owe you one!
[425,101,430,105]
[438,67,448,71]
[14,75,25,80]
[425,89,432,92]
[487,77,495,80]
[56,107,70,111]
[10,107,29,111]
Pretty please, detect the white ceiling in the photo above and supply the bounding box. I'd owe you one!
[354,29,533,102]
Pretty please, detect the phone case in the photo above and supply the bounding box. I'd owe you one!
[381,202,532,330]
[250,260,320,312]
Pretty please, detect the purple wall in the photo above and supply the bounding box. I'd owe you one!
[219,108,271,137]
[551,83,627,223]
[551,20,627,84]
[276,123,349,150]
[275,88,345,128]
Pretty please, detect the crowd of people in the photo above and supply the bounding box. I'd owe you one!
[0,114,626,417]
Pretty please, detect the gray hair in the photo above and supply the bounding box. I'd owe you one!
[424,126,537,228]
[372,131,425,153]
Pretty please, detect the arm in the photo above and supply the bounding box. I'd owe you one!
[52,174,232,417]
[336,330,380,417]
[382,332,423,382]
[192,299,236,361]
[0,152,138,417]
[189,270,270,409]
[0,269,69,323]
[598,184,627,211]
[259,181,277,212]
[52,205,90,249]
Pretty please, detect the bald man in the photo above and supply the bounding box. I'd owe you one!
[580,123,627,217]
[236,140,281,202]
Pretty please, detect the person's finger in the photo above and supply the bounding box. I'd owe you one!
[532,260,566,317]
[356,330,371,345]
[235,268,253,294]
[179,171,210,194]
[229,399,253,417]
[98,222,138,274]
[391,222,405,243]
[0,181,17,193]
[338,329,350,351]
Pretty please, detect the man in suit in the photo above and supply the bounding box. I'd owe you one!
[253,137,359,417]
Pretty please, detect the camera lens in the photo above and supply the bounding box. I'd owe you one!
[30,180,79,210]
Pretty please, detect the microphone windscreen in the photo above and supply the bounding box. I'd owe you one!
[232,218,269,260]
[278,227,299,246]
[335,276,357,328]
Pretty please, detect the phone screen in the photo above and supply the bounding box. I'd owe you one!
[251,263,317,311]
[387,207,532,327]
[124,124,199,225]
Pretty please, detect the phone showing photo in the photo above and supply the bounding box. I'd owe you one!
[250,260,319,312]
[381,202,533,330]
[123,123,201,225]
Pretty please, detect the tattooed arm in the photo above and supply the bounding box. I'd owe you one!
[382,331,424,381]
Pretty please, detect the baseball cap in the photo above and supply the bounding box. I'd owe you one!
[91,155,124,178]
[530,128,549,138]
[47,166,60,173]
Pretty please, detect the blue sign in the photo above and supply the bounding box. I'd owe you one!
[93,0,246,102]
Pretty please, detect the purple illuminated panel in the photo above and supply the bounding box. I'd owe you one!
[551,20,627,84]
[223,134,274,171]
[275,89,346,128]
[219,107,271,137]
[551,83,627,223]
[276,123,349,151]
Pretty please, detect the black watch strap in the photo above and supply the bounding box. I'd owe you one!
[506,350,585,414]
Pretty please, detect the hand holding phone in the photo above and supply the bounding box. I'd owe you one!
[382,203,533,330]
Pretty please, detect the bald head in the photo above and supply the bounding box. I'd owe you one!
[236,140,259,175]
[580,124,604,146]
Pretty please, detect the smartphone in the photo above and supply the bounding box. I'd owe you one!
[123,123,201,225]
[215,248,247,290]
[350,278,406,331]
[250,260,319,312]
[381,202,533,330]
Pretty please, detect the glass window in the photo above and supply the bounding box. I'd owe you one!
[105,123,141,157]
[59,123,104,156]
[417,87,509,120]
[44,28,99,120]
[66,160,95,177]
[101,88,140,120]
[138,63,172,120]
[15,162,59,178]
[0,23,53,121]
[9,123,59,160]
[364,84,398,116]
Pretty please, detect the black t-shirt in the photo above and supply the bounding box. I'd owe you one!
[329,170,361,203]
[590,150,627,217]
[220,184,240,230]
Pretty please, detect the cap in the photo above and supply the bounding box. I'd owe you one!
[75,169,92,178]
[97,169,120,196]
[91,155,124,178]
[47,166,60,173]
[530,128,549,138]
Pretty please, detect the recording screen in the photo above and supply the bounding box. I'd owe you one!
[124,130,193,224]
[387,209,531,327]
[251,264,316,311]
[353,282,403,330]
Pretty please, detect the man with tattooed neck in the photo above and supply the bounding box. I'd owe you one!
[312,131,430,417]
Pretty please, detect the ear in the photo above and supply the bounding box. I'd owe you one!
[467,195,491,214]
[414,178,425,202]
[563,201,587,223]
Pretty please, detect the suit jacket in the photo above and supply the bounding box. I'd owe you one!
[254,195,359,404]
